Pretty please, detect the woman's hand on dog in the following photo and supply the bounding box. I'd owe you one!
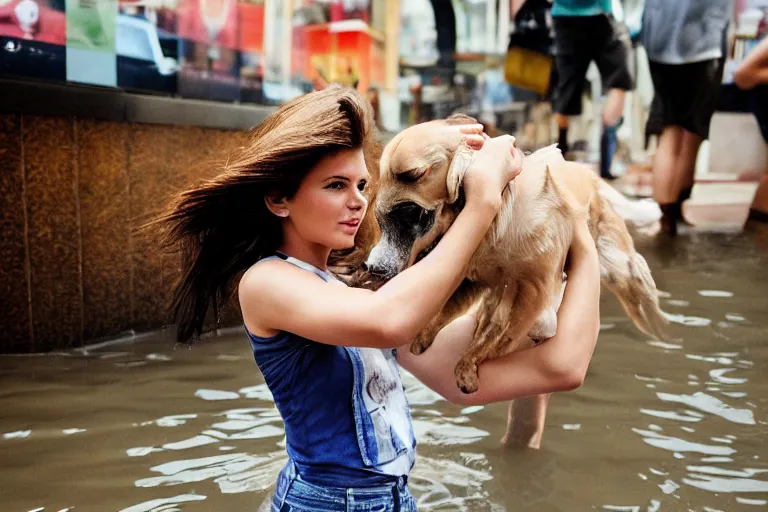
[460,131,524,211]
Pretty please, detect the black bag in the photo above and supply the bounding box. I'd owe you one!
[508,0,554,56]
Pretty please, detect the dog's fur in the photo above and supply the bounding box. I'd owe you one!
[359,115,667,395]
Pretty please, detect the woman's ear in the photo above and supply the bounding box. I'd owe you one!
[264,194,290,218]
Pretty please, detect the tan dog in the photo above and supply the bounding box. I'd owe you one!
[361,115,667,395]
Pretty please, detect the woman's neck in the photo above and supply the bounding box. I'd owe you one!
[278,235,331,271]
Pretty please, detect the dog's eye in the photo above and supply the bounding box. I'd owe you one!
[396,166,430,184]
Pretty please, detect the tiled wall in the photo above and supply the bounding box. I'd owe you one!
[0,114,247,353]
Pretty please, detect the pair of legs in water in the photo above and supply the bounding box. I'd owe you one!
[649,79,768,235]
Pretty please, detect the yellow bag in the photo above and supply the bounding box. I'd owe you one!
[504,46,553,95]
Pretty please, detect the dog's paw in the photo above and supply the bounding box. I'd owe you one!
[455,361,479,394]
[409,341,428,356]
[410,332,437,355]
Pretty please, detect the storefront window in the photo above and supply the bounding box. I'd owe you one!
[1,0,522,133]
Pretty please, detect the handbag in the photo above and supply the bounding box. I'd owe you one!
[504,0,554,95]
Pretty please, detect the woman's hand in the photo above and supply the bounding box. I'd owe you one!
[461,133,524,211]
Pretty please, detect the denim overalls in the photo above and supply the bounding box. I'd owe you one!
[247,253,418,511]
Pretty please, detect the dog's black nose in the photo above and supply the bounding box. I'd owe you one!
[364,261,393,278]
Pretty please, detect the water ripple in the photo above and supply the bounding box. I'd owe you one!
[656,392,756,425]
[632,428,737,456]
[194,389,240,401]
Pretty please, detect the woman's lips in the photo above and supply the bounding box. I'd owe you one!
[339,219,360,234]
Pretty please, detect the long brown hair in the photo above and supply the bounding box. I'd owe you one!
[151,85,381,344]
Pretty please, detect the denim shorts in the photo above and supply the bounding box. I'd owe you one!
[271,460,417,512]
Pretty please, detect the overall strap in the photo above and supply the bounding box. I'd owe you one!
[274,251,338,283]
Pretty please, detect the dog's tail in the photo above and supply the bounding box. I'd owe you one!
[597,235,668,340]
[598,180,661,228]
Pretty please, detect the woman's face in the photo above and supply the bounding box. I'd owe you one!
[282,149,370,251]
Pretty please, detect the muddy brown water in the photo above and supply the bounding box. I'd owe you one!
[2,229,768,512]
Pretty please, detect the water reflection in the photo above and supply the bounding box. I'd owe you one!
[1,231,767,511]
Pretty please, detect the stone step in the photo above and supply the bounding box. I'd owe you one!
[556,157,759,228]
[682,180,759,228]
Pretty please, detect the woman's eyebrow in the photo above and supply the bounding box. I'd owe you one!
[324,175,351,182]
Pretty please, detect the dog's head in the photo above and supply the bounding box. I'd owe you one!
[365,115,479,278]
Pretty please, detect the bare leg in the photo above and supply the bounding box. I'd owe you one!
[599,89,626,180]
[652,126,686,235]
[501,394,552,449]
[652,126,684,204]
[602,88,625,127]
[674,131,705,225]
[679,131,704,191]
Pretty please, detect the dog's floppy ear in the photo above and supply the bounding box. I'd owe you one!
[446,142,474,204]
[443,114,480,202]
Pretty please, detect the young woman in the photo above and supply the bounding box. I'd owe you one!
[157,85,601,511]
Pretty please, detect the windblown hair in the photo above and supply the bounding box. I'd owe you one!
[151,85,381,344]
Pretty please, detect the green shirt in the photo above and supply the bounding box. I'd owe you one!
[551,0,613,17]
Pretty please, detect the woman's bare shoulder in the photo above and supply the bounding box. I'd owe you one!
[240,259,307,298]
[239,259,308,337]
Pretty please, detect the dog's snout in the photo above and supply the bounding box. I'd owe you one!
[365,241,402,278]
[363,260,391,277]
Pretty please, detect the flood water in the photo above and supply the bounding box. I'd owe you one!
[2,228,768,512]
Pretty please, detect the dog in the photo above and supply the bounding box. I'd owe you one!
[358,114,668,396]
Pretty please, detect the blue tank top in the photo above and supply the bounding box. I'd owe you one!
[245,253,417,488]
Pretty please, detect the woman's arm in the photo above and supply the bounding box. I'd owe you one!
[239,133,523,349]
[734,37,768,91]
[397,220,601,405]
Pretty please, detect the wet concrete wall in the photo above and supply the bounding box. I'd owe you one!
[0,114,248,353]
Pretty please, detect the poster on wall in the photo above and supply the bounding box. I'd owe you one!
[331,0,369,23]
[263,0,304,104]
[0,0,67,80]
[65,0,117,86]
[290,0,383,96]
[238,0,263,103]
[116,0,179,94]
[176,0,240,101]
[1,0,267,107]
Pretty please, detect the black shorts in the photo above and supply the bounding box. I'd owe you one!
[750,85,768,143]
[552,15,633,117]
[648,58,724,140]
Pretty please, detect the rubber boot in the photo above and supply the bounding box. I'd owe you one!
[600,124,618,180]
